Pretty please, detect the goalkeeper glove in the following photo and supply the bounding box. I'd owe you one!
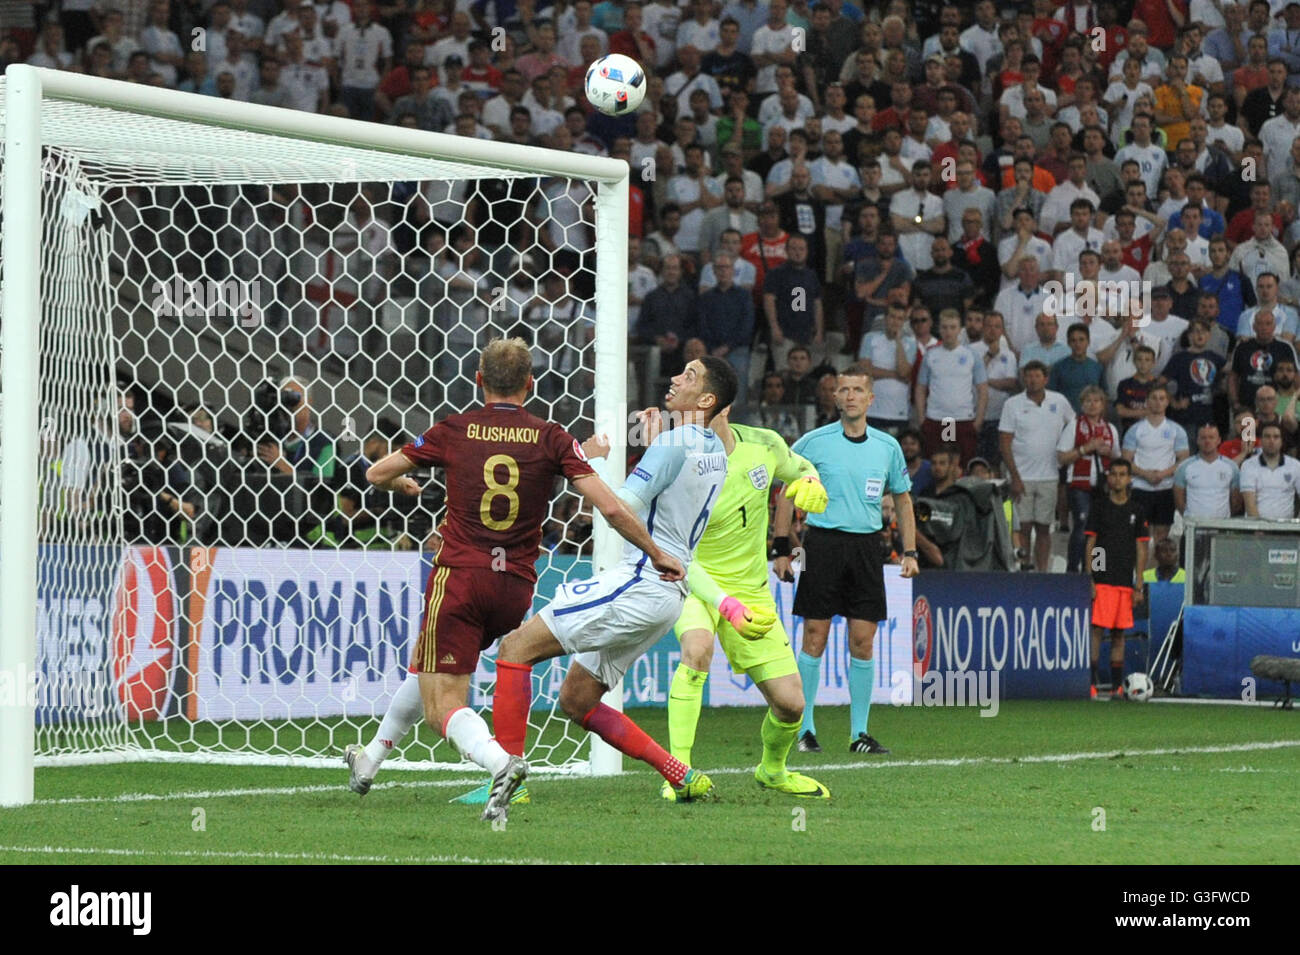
[719,596,778,640]
[785,476,828,514]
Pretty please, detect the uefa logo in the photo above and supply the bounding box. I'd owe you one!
[111,547,177,722]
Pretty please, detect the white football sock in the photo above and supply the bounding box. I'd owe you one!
[445,706,511,776]
[365,674,424,764]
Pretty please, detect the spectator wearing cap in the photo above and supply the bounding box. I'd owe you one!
[916,309,988,463]
[1000,360,1075,573]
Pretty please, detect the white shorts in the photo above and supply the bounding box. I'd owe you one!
[539,568,685,689]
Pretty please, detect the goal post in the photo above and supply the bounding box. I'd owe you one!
[0,65,631,806]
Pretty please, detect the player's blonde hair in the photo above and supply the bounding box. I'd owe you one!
[479,337,533,396]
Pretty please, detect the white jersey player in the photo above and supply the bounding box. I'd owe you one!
[484,356,745,822]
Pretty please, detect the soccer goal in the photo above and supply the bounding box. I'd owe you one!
[0,66,633,806]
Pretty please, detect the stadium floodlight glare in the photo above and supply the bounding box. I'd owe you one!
[0,65,631,807]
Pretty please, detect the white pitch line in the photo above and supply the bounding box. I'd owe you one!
[0,844,566,865]
[26,739,1300,807]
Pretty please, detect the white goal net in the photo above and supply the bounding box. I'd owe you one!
[0,68,630,793]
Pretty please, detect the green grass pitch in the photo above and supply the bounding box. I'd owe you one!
[4,701,1298,864]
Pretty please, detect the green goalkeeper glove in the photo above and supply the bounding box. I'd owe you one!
[785,476,828,513]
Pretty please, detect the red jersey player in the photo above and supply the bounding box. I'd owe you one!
[344,338,683,802]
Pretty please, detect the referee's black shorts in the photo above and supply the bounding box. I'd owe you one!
[793,526,887,623]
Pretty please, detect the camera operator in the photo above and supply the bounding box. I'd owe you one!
[251,376,341,544]
[321,421,410,548]
[123,427,201,544]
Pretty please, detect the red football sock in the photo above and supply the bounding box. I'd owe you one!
[493,661,532,757]
[582,703,688,786]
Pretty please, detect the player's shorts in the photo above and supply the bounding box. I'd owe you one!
[675,591,797,683]
[1014,479,1059,526]
[1092,583,1135,631]
[409,564,534,676]
[1132,488,1174,526]
[793,526,886,622]
[540,568,686,690]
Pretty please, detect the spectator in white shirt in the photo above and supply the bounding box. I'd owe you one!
[1173,423,1242,520]
[668,144,725,255]
[971,312,1020,467]
[995,257,1050,353]
[336,0,392,121]
[1041,155,1102,236]
[998,207,1054,290]
[1122,383,1191,543]
[1050,198,1105,281]
[858,302,918,433]
[750,0,796,95]
[1001,360,1075,572]
[890,160,946,271]
[916,309,989,462]
[1237,271,1300,340]
[1228,209,1291,295]
[1241,421,1300,518]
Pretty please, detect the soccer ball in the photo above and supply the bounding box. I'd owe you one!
[1123,672,1154,702]
[584,54,647,115]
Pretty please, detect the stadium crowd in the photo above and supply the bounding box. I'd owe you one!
[21,0,1300,568]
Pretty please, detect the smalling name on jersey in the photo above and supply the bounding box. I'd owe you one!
[465,424,541,443]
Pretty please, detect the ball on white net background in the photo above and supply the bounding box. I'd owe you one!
[584,54,647,116]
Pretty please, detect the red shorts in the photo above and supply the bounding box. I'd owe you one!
[1092,583,1134,631]
[409,564,534,675]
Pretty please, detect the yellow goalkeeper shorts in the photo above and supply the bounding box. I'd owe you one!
[673,592,797,684]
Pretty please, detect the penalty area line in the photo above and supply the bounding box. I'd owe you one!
[29,739,1300,806]
[0,844,566,865]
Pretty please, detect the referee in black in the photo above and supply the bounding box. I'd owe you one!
[773,363,920,754]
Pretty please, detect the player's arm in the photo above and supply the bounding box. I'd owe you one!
[686,561,775,639]
[772,489,799,581]
[774,446,828,513]
[366,449,421,495]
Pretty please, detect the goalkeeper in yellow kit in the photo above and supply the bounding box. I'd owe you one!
[663,410,832,801]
